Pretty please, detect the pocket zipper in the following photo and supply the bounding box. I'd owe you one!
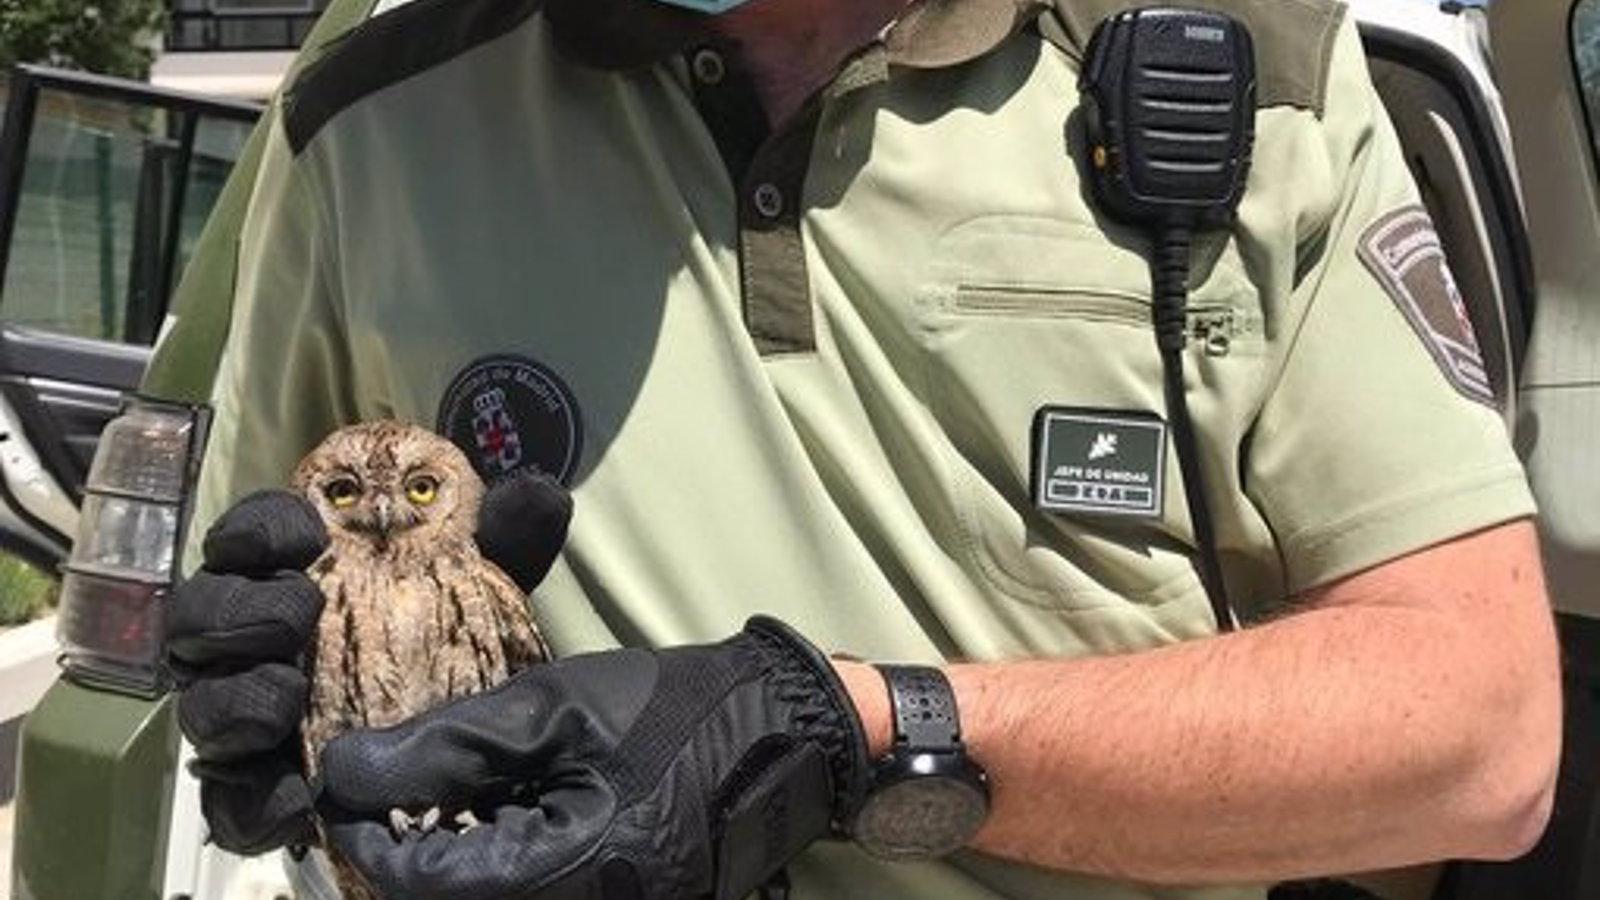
[953,287,1251,358]
[952,287,1151,321]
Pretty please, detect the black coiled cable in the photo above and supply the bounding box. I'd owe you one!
[1152,227,1235,633]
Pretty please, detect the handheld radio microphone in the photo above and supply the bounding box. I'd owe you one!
[1080,8,1257,632]
[1081,8,1255,233]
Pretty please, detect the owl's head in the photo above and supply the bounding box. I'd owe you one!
[291,421,485,549]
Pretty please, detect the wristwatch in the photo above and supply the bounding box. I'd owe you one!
[850,665,990,860]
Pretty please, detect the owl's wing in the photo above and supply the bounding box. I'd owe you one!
[476,560,551,670]
[302,556,357,776]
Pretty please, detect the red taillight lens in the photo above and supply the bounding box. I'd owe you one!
[55,571,166,694]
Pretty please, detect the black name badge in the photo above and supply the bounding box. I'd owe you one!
[1031,408,1167,518]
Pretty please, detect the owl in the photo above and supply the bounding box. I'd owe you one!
[292,421,550,900]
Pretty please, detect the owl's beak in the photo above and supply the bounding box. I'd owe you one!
[372,496,395,536]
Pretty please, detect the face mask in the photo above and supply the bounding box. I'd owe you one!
[647,0,759,12]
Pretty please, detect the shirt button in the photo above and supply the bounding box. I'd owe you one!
[752,183,784,219]
[691,49,726,86]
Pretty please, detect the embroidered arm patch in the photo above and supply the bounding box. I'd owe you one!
[1357,205,1496,408]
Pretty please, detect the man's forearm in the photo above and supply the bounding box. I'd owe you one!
[835,522,1561,886]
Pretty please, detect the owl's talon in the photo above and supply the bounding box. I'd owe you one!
[388,808,414,840]
[419,806,443,833]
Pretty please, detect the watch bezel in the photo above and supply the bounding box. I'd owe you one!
[851,747,991,861]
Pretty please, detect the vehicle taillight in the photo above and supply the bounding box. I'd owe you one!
[57,397,210,697]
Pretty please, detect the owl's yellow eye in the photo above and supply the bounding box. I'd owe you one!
[324,476,361,508]
[406,475,439,506]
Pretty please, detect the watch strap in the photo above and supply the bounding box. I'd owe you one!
[875,665,960,750]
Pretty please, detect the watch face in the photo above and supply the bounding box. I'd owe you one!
[853,767,989,860]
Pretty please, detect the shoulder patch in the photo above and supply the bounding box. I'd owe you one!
[1358,205,1497,408]
[1045,0,1346,115]
[284,0,544,154]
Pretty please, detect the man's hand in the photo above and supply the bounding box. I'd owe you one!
[166,490,328,853]
[167,470,572,854]
[316,617,871,900]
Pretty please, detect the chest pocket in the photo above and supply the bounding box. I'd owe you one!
[909,214,1264,615]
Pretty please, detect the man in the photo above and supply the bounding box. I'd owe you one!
[164,0,1562,897]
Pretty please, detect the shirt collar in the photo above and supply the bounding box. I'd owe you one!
[883,0,1051,69]
[545,0,1051,72]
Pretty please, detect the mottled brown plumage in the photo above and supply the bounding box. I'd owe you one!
[292,421,549,900]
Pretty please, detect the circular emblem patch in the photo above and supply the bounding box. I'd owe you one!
[436,354,583,485]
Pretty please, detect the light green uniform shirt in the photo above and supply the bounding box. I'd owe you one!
[187,0,1534,896]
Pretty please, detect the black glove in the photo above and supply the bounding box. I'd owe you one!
[166,469,572,854]
[475,469,574,596]
[316,616,872,900]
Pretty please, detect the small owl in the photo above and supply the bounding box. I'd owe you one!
[292,421,549,900]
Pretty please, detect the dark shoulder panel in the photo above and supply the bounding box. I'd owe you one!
[1043,0,1347,116]
[285,0,545,154]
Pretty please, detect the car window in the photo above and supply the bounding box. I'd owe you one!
[0,72,259,346]
[173,116,255,296]
[1573,0,1600,164]
[1,88,172,342]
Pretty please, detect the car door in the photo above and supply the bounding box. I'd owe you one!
[0,65,261,569]
[1490,0,1600,633]
[1428,2,1600,897]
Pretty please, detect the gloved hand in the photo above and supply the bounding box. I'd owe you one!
[316,616,872,900]
[166,469,572,854]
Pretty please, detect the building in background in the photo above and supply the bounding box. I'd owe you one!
[150,0,328,99]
